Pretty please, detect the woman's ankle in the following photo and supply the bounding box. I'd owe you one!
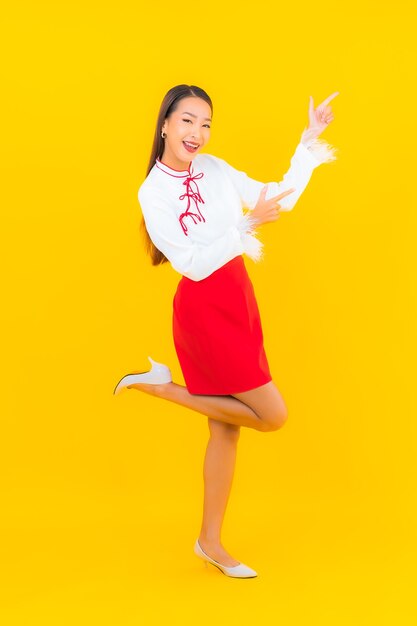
[198,533,221,547]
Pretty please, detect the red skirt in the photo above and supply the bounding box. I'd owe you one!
[172,255,272,395]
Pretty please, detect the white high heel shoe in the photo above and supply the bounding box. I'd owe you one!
[113,356,172,395]
[194,539,258,578]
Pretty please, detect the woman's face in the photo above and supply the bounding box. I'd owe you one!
[161,96,212,170]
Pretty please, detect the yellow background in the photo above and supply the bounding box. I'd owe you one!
[1,0,416,623]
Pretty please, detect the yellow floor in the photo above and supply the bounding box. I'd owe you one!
[1,486,415,625]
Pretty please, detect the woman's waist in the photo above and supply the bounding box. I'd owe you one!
[178,254,247,287]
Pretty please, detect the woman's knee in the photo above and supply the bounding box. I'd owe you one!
[268,405,288,431]
[207,418,241,441]
[256,409,288,432]
[232,381,289,432]
[263,400,289,432]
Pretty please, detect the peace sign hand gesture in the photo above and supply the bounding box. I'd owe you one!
[304,91,339,142]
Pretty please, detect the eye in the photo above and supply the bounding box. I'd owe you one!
[182,118,211,129]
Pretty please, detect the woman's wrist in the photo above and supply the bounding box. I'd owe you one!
[300,126,321,146]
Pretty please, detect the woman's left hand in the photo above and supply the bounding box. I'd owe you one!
[306,91,339,139]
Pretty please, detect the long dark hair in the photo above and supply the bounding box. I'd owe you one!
[139,84,213,266]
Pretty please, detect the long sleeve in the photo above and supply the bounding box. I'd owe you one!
[139,186,254,281]
[215,132,337,212]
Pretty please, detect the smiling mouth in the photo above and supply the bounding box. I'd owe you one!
[183,141,199,152]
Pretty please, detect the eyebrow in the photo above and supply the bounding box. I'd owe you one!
[181,111,212,122]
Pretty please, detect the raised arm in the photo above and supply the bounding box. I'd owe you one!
[271,90,339,210]
[214,91,339,212]
[269,133,337,211]
[212,133,337,214]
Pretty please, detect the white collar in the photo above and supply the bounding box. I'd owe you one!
[155,157,194,178]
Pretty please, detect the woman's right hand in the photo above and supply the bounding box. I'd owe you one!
[249,185,296,226]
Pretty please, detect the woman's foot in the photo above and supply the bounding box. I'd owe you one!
[197,537,241,567]
[113,357,172,396]
[127,380,172,396]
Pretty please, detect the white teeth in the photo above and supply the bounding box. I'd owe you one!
[184,142,198,148]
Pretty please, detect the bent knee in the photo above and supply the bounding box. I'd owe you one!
[263,405,289,432]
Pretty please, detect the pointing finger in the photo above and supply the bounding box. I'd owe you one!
[273,188,296,201]
[319,91,339,108]
[309,95,315,118]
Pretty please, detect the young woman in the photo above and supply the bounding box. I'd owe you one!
[114,84,338,578]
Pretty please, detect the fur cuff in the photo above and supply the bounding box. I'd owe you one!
[300,129,338,164]
[236,212,264,262]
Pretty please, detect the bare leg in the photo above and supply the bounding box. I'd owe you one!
[128,380,288,432]
[128,381,288,567]
[198,419,242,566]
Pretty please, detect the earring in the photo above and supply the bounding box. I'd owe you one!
[161,131,167,139]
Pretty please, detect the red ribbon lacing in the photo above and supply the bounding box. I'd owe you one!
[178,167,205,236]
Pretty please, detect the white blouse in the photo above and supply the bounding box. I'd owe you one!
[138,129,337,282]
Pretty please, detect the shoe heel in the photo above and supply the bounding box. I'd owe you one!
[193,538,258,578]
